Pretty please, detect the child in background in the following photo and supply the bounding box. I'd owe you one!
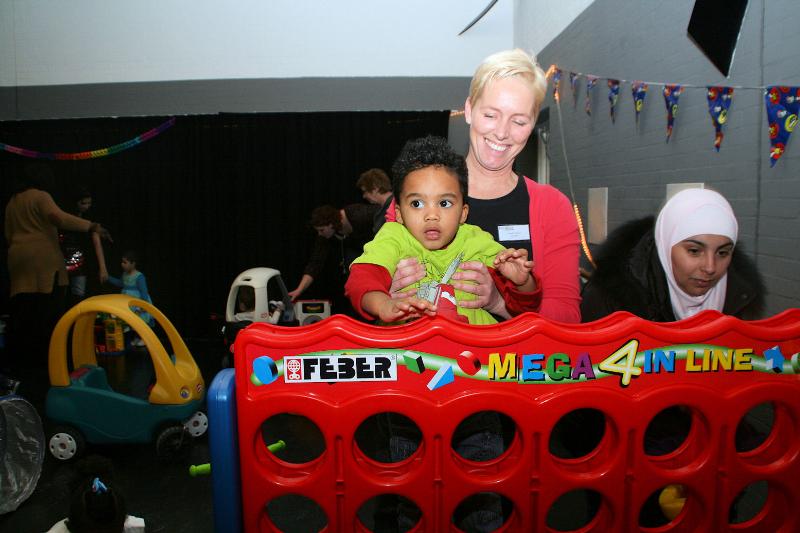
[345,135,539,325]
[46,455,145,533]
[61,187,109,304]
[233,286,284,324]
[233,286,256,322]
[106,251,153,346]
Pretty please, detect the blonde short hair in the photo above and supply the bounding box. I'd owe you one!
[468,48,548,116]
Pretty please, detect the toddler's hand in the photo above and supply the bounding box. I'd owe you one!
[494,248,536,290]
[378,295,436,323]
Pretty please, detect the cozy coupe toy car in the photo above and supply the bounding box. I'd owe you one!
[46,294,206,461]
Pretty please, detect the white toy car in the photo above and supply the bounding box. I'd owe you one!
[225,268,296,328]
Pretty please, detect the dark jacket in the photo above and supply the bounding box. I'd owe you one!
[303,203,379,279]
[580,216,765,322]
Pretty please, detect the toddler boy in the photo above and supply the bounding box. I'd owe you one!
[345,135,537,324]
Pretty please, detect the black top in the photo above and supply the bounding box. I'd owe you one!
[467,177,532,258]
[304,203,379,279]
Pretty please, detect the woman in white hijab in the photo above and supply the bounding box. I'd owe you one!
[655,188,739,319]
[581,188,764,322]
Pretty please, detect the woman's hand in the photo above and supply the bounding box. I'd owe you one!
[389,257,426,298]
[287,288,302,301]
[288,274,314,301]
[450,260,509,318]
[98,268,109,284]
[88,222,113,243]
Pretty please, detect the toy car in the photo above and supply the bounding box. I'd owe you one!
[225,268,296,328]
[222,268,298,355]
[46,294,207,461]
[220,268,332,366]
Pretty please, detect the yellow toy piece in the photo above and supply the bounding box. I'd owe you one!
[48,294,204,405]
[103,315,125,352]
[658,483,687,521]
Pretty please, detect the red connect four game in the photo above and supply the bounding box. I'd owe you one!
[232,309,800,532]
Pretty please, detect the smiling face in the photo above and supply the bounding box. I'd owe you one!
[670,234,734,296]
[395,166,468,251]
[464,77,536,175]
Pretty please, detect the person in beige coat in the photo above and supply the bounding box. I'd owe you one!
[3,163,111,402]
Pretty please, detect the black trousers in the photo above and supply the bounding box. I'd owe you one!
[2,274,66,408]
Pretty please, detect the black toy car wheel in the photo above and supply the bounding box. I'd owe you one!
[155,424,192,461]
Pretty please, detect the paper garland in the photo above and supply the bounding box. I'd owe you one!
[553,67,800,165]
[707,86,734,151]
[0,117,176,160]
[765,86,800,166]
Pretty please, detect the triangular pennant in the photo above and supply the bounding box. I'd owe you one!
[706,86,734,151]
[585,75,598,116]
[608,79,620,123]
[552,68,562,103]
[631,81,648,125]
[765,86,800,166]
[663,84,683,142]
[570,72,579,108]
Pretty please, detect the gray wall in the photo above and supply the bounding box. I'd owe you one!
[532,0,799,315]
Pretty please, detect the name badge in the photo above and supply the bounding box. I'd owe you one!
[498,224,530,242]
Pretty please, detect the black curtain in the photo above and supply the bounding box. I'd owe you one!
[0,111,449,337]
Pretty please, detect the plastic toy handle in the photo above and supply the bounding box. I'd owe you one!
[189,463,211,477]
[267,440,286,453]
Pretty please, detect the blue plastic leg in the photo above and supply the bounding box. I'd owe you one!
[208,368,241,533]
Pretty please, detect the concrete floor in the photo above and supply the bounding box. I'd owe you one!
[1,440,215,533]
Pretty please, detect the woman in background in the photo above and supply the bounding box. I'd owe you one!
[580,187,764,322]
[4,163,111,401]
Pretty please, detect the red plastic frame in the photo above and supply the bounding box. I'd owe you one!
[234,310,800,532]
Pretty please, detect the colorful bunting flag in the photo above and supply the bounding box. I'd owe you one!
[552,68,562,102]
[570,72,579,108]
[540,62,800,169]
[631,82,648,125]
[706,86,734,151]
[663,85,683,142]
[608,79,620,123]
[585,76,598,116]
[764,86,800,166]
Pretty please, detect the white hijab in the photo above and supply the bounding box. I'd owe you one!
[654,188,738,320]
